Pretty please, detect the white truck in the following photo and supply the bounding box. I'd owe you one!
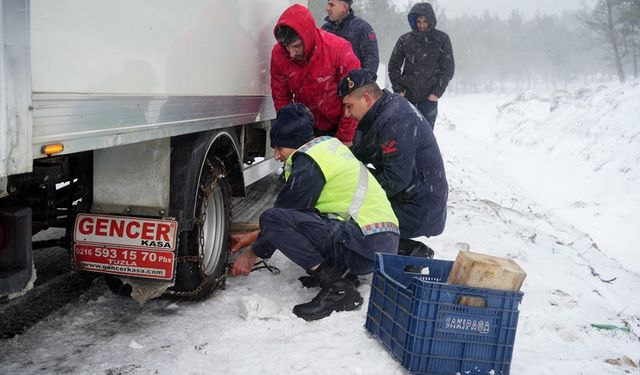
[1,0,303,299]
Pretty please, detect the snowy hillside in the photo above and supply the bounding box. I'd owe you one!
[435,82,640,373]
[0,84,638,374]
[468,83,640,269]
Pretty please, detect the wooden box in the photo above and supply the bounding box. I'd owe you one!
[447,251,526,292]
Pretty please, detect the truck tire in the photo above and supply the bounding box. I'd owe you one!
[171,158,230,299]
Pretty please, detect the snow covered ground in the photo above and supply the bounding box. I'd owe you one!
[1,83,639,374]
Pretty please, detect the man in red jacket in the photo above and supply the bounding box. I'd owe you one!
[271,4,361,145]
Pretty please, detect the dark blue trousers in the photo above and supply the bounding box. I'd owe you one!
[253,208,398,275]
[416,99,438,129]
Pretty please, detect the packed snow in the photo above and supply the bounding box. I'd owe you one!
[1,82,639,374]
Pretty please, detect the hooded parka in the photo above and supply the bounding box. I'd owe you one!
[271,4,361,143]
[388,2,455,104]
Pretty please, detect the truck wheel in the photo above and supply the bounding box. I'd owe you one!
[172,158,230,299]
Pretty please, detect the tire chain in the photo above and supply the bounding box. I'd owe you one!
[165,157,233,299]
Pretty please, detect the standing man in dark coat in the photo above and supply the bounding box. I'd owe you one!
[388,2,454,129]
[338,69,448,257]
[322,0,380,73]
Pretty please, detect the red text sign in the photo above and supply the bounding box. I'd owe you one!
[74,213,178,251]
[73,243,175,281]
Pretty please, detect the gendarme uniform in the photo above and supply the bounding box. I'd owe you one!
[322,10,380,72]
[252,136,399,275]
[250,102,399,321]
[284,136,398,239]
[338,69,448,240]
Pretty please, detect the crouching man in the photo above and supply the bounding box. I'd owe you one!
[338,69,448,258]
[230,103,399,321]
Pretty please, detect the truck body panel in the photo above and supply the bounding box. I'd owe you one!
[3,0,297,178]
[1,0,32,178]
[92,139,171,214]
[1,0,307,297]
[30,0,277,96]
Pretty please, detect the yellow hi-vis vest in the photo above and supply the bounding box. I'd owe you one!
[284,136,399,235]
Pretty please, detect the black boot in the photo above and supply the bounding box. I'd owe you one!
[293,267,363,321]
[298,271,360,288]
[397,239,435,259]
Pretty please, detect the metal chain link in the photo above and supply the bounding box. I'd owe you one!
[166,157,233,299]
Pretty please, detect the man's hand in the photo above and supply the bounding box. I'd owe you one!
[231,249,257,276]
[398,91,405,97]
[427,94,440,101]
[342,141,353,147]
[229,230,260,252]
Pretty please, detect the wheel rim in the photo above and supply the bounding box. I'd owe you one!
[200,182,226,276]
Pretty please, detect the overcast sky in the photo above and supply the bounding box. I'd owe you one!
[393,0,595,19]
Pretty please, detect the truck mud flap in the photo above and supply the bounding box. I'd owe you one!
[0,206,34,296]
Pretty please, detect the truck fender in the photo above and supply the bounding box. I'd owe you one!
[170,130,244,231]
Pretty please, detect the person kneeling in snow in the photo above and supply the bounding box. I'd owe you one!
[338,69,448,258]
[230,103,399,321]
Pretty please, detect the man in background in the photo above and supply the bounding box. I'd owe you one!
[322,0,379,73]
[388,2,454,129]
[271,4,360,145]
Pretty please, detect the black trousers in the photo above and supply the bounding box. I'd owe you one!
[255,208,398,274]
[416,99,438,129]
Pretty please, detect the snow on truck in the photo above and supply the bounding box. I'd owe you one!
[1,0,306,300]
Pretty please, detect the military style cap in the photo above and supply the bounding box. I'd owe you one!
[337,69,378,97]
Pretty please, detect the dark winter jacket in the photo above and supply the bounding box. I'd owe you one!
[351,90,448,238]
[274,153,324,210]
[388,2,455,104]
[271,4,361,143]
[322,11,380,72]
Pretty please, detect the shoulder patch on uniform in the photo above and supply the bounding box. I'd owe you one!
[368,32,377,41]
[380,140,397,154]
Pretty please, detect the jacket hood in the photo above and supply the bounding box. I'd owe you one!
[408,2,437,31]
[274,4,317,60]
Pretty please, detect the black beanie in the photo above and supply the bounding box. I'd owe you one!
[270,104,315,149]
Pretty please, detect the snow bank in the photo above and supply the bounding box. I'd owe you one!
[494,82,640,192]
[1,85,638,375]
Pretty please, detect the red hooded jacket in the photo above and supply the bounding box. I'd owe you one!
[270,4,360,143]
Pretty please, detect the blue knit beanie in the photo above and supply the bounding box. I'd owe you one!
[270,104,315,149]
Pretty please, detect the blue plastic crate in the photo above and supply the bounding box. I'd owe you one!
[365,253,523,375]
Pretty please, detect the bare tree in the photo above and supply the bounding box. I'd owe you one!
[583,0,626,82]
[307,0,609,91]
[617,0,640,78]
